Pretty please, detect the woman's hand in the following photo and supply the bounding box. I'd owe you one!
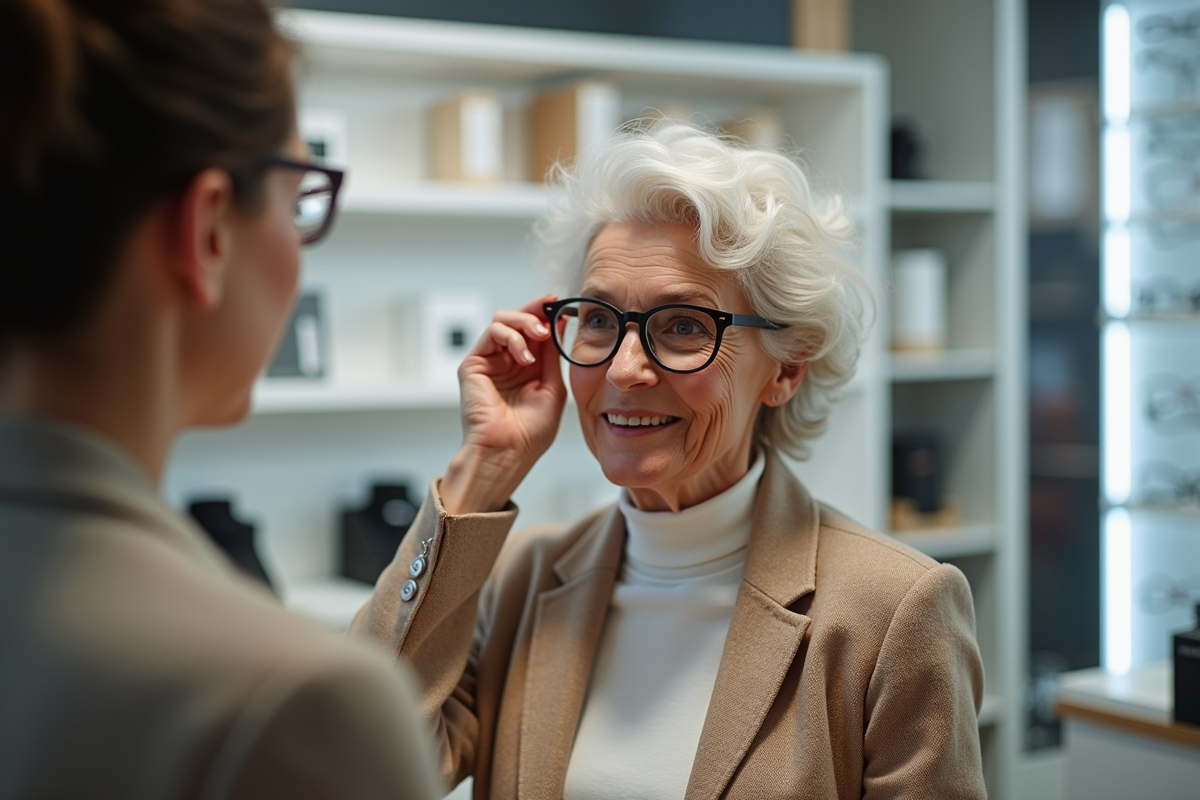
[440,295,567,514]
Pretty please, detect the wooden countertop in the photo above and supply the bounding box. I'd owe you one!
[1056,662,1200,751]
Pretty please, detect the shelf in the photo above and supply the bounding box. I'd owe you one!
[979,693,1004,727]
[887,180,996,213]
[342,182,551,219]
[1105,312,1200,324]
[1115,501,1200,519]
[252,380,459,414]
[1132,96,1200,120]
[282,576,375,631]
[888,349,996,382]
[889,523,998,559]
[1127,211,1200,225]
[279,9,880,90]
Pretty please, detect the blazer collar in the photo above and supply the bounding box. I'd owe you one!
[0,416,230,573]
[685,448,819,800]
[741,447,820,606]
[519,505,626,800]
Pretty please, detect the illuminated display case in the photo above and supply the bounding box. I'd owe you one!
[1101,0,1200,676]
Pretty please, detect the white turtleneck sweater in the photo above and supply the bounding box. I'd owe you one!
[561,454,765,800]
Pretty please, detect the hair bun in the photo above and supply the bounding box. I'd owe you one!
[0,0,81,186]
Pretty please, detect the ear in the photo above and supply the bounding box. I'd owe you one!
[173,168,235,312]
[760,359,806,407]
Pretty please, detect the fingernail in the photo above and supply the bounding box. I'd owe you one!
[535,323,549,335]
[521,349,535,363]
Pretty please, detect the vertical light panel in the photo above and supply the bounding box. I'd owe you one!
[1103,508,1133,675]
[1103,4,1131,124]
[1103,226,1132,318]
[1103,127,1132,225]
[1103,322,1132,505]
[1102,1,1134,677]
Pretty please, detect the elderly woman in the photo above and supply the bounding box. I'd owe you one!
[356,121,986,799]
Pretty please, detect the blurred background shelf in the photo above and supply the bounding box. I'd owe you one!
[283,576,374,631]
[888,348,997,382]
[253,381,460,414]
[888,180,997,213]
[890,523,999,559]
[342,182,551,218]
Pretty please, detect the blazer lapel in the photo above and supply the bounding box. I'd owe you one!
[517,506,626,800]
[685,451,821,800]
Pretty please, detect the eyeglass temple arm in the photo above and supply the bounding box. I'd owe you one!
[731,313,788,330]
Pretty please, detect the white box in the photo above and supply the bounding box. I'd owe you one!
[891,249,947,351]
[391,291,490,386]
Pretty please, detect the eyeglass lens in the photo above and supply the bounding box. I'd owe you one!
[295,170,334,242]
[553,300,719,371]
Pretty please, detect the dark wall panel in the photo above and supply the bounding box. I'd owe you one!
[288,0,791,45]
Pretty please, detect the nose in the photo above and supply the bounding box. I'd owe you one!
[606,324,659,390]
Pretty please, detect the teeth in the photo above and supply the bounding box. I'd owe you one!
[606,414,675,427]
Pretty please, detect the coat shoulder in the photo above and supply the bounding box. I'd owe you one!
[811,502,960,616]
[817,503,940,572]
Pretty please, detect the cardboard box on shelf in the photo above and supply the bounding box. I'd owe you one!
[429,91,504,183]
[791,0,851,52]
[528,82,619,182]
[720,108,786,149]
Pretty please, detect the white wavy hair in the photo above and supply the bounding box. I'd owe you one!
[534,119,873,460]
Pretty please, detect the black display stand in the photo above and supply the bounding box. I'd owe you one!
[187,498,275,592]
[340,483,418,584]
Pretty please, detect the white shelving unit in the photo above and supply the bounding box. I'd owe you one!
[854,1,1027,797]
[162,11,888,615]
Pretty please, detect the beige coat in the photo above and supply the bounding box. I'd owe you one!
[355,449,987,800]
[0,418,443,800]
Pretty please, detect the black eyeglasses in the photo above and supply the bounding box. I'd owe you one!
[1138,461,1200,508]
[259,156,346,246]
[542,296,787,374]
[1138,10,1200,44]
[1136,276,1200,315]
[1145,374,1200,428]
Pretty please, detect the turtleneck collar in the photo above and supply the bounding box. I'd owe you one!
[617,451,764,581]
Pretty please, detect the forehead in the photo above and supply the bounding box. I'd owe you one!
[582,221,743,307]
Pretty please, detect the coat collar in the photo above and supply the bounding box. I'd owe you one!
[685,449,818,800]
[0,415,230,574]
[518,449,821,800]
[741,447,820,606]
[519,505,626,799]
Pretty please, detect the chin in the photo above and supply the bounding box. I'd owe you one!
[194,391,254,428]
[596,449,677,491]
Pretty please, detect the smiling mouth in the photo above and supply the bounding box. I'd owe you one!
[605,413,680,427]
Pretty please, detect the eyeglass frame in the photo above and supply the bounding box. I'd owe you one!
[542,296,788,375]
[254,156,346,246]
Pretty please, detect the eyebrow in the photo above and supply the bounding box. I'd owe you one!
[581,286,721,308]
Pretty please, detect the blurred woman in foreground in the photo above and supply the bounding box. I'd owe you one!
[0,1,440,797]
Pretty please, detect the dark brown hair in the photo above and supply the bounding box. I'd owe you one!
[0,0,295,341]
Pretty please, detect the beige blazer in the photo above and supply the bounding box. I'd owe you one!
[355,449,987,800]
[0,418,443,800]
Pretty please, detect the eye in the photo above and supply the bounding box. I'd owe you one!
[671,319,703,336]
[584,310,614,328]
